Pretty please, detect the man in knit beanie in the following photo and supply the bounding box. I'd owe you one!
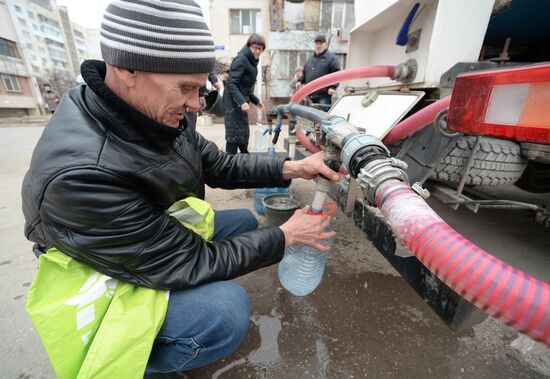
[22,0,342,376]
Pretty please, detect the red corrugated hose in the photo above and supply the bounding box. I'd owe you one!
[376,181,550,346]
[383,96,452,145]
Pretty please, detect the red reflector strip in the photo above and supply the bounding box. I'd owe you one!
[448,64,550,144]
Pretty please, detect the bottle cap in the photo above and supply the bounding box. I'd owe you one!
[307,201,336,216]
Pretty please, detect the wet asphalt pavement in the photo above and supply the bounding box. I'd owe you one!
[1,124,549,378]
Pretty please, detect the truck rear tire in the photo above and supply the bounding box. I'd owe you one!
[430,136,527,186]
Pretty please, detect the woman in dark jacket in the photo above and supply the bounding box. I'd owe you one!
[223,34,265,154]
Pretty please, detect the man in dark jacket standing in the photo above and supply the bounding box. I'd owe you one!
[296,35,341,107]
[223,34,265,154]
[21,1,340,375]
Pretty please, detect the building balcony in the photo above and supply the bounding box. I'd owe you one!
[0,56,29,77]
[50,54,68,62]
[0,94,37,109]
[42,31,64,44]
[46,42,66,51]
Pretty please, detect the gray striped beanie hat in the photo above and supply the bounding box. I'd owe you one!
[100,0,215,73]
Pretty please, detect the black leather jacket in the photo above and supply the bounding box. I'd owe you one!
[223,45,260,108]
[298,49,341,97]
[22,60,288,290]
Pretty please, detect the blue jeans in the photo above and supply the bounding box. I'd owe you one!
[145,209,259,374]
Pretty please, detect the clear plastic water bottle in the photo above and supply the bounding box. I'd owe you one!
[278,202,335,296]
[278,232,332,296]
[253,124,267,151]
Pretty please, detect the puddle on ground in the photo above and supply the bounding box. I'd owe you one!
[247,311,282,365]
[189,262,545,379]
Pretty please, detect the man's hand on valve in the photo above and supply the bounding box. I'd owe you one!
[282,151,343,181]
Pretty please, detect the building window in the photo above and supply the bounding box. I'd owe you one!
[344,1,355,28]
[32,64,40,73]
[230,9,260,34]
[332,2,344,29]
[18,17,27,26]
[28,11,35,19]
[284,1,305,30]
[0,38,19,58]
[320,1,354,31]
[38,14,61,29]
[23,31,31,39]
[49,47,67,60]
[2,74,22,92]
[320,1,332,30]
[335,53,347,69]
[14,5,22,13]
[29,0,53,12]
[275,51,289,78]
[273,50,312,79]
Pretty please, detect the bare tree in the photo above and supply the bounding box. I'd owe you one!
[38,69,76,97]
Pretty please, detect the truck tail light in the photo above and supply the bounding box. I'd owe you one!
[448,64,550,144]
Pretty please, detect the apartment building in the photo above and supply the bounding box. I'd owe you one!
[59,6,99,76]
[0,0,39,116]
[5,0,99,100]
[6,0,72,77]
[57,5,78,76]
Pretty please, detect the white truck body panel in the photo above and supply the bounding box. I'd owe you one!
[329,91,424,138]
[348,0,495,89]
